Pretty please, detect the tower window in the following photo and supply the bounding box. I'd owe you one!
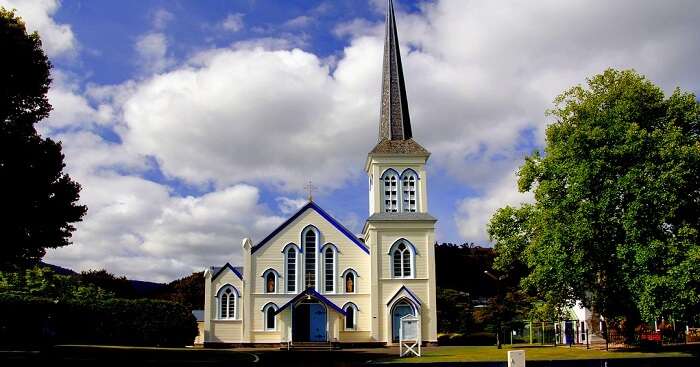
[401,170,418,212]
[391,240,414,278]
[381,170,400,213]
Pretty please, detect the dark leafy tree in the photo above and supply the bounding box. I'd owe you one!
[437,288,473,334]
[0,8,86,270]
[488,69,700,335]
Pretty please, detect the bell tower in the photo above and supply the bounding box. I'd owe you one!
[364,0,438,345]
[366,0,431,216]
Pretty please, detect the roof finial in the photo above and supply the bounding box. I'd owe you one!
[304,181,317,201]
[379,0,412,142]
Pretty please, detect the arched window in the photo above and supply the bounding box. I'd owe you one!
[303,227,318,289]
[382,170,399,213]
[391,240,414,278]
[285,246,297,293]
[342,269,358,294]
[217,285,238,319]
[343,303,358,330]
[263,303,278,331]
[401,170,418,212]
[324,247,335,293]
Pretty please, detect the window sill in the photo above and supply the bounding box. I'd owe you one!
[214,319,242,322]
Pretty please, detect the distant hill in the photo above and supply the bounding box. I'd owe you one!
[39,262,77,276]
[39,262,166,296]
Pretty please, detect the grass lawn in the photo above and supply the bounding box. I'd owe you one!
[377,345,698,364]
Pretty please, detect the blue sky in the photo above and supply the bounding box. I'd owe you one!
[4,0,699,281]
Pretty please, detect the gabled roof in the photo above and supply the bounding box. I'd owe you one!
[386,285,422,308]
[273,288,347,316]
[211,263,243,280]
[250,201,369,255]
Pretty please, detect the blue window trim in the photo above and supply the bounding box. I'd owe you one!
[400,168,420,179]
[273,287,347,316]
[342,301,360,312]
[320,242,341,254]
[341,268,359,278]
[212,262,243,281]
[260,302,279,312]
[387,238,418,255]
[281,242,302,254]
[251,201,369,255]
[216,283,240,297]
[260,268,281,278]
[380,168,400,178]
[386,285,421,308]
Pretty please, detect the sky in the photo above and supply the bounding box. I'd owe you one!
[3,0,700,282]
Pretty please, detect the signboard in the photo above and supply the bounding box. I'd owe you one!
[400,315,421,357]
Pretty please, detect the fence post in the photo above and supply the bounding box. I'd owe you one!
[529,321,533,344]
[586,326,589,349]
[541,322,545,345]
[604,321,609,351]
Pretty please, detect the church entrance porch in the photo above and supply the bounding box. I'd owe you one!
[391,300,416,342]
[292,300,327,342]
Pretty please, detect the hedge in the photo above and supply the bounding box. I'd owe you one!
[0,293,198,347]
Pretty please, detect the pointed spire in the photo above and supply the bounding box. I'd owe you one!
[379,0,412,142]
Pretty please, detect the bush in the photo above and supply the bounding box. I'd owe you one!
[438,332,497,346]
[0,293,197,347]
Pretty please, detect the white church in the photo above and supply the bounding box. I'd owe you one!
[202,0,439,347]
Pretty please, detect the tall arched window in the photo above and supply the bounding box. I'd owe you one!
[217,285,237,319]
[324,247,335,293]
[343,303,358,330]
[285,247,297,293]
[391,240,414,278]
[263,303,278,331]
[401,170,418,212]
[303,228,317,289]
[382,170,399,213]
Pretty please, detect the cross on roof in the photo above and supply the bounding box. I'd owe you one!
[304,181,317,201]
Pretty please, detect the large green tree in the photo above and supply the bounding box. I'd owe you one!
[488,69,700,329]
[0,8,86,270]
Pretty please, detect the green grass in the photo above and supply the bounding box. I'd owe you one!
[378,345,697,363]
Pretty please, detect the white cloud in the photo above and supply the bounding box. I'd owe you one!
[220,13,244,32]
[152,8,173,30]
[35,0,700,280]
[134,32,174,74]
[1,0,76,57]
[284,15,313,29]
[45,133,285,281]
[276,197,307,215]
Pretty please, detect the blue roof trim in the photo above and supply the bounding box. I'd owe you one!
[251,201,369,255]
[386,285,421,307]
[212,262,243,281]
[273,288,347,316]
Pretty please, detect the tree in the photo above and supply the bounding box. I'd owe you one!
[0,8,87,270]
[489,69,700,333]
[437,288,473,334]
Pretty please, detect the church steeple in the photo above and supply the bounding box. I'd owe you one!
[379,0,412,142]
[370,0,428,156]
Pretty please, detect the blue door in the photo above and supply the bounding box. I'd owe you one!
[392,302,415,341]
[309,304,327,342]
